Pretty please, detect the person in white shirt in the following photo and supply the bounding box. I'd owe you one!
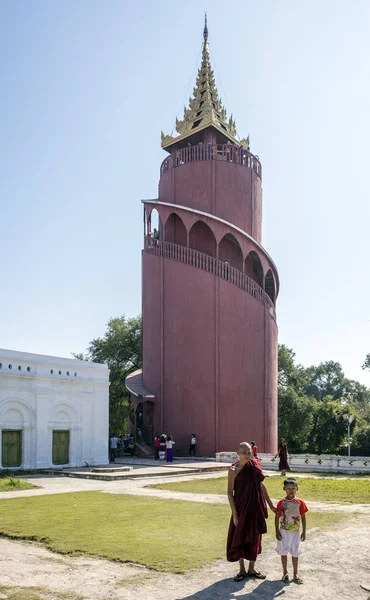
[166,435,175,463]
[109,434,118,462]
[189,434,197,457]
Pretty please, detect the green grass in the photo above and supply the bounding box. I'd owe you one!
[0,587,84,600]
[287,471,370,479]
[149,475,370,504]
[0,491,347,573]
[0,477,35,492]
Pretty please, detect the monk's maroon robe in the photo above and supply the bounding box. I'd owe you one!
[226,459,268,562]
[278,444,290,471]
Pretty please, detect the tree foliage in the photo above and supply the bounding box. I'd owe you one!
[278,346,370,455]
[278,387,315,451]
[362,353,370,372]
[73,315,142,432]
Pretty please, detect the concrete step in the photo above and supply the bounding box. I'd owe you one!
[45,466,202,481]
[91,466,132,473]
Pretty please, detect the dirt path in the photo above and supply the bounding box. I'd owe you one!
[1,473,370,599]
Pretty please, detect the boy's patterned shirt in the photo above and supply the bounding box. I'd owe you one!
[276,497,309,532]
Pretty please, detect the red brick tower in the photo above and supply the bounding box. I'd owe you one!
[126,17,279,456]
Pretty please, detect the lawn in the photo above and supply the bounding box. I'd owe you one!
[0,587,84,600]
[0,491,346,573]
[148,475,370,504]
[0,477,35,492]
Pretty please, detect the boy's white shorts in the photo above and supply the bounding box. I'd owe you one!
[275,529,301,557]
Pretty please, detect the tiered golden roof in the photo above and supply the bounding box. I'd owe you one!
[161,15,250,152]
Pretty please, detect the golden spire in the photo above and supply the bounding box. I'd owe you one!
[161,16,243,151]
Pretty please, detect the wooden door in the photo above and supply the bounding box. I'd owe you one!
[2,430,22,467]
[52,430,70,465]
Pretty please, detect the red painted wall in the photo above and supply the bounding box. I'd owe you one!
[142,254,278,455]
[159,161,262,243]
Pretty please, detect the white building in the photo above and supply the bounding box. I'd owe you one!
[0,348,109,470]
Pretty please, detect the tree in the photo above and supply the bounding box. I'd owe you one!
[73,315,142,432]
[278,345,307,391]
[307,397,348,454]
[341,378,370,407]
[277,348,370,454]
[278,386,316,452]
[304,361,345,401]
[362,354,370,372]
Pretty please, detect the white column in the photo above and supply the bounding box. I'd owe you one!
[35,389,50,468]
[69,426,82,467]
[81,391,94,465]
[92,383,109,465]
[22,425,35,469]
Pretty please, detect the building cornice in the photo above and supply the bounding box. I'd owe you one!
[0,348,108,370]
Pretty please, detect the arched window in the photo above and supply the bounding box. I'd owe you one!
[148,208,162,240]
[265,270,275,303]
[164,213,187,246]
[189,221,216,257]
[245,251,263,287]
[218,233,243,271]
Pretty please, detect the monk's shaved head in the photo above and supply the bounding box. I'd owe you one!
[238,442,252,452]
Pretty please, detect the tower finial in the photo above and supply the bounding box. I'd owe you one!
[161,13,241,150]
[203,12,208,41]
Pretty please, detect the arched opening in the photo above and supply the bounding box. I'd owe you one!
[218,233,243,271]
[164,213,187,246]
[49,402,81,467]
[245,251,263,287]
[265,270,276,303]
[148,208,162,240]
[135,401,154,445]
[0,398,35,469]
[189,221,216,257]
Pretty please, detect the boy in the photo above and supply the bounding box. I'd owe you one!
[275,478,308,584]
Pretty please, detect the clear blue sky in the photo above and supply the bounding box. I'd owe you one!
[1,0,370,386]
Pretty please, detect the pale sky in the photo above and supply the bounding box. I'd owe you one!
[1,0,370,386]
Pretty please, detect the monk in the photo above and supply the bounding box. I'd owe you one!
[227,441,276,581]
[277,438,290,476]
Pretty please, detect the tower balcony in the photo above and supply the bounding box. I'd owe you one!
[144,236,276,321]
[160,143,262,179]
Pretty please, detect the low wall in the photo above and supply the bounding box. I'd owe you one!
[215,452,370,475]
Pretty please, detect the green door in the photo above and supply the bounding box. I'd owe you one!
[52,430,70,465]
[2,430,22,467]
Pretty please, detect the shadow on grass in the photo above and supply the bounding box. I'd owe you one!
[176,578,286,599]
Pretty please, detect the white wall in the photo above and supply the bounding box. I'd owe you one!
[215,452,370,475]
[0,348,109,469]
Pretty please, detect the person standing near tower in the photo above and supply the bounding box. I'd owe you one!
[251,441,258,459]
[166,434,175,463]
[109,433,118,463]
[153,433,160,460]
[227,442,276,581]
[277,438,290,476]
[189,433,197,457]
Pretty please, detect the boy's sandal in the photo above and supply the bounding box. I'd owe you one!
[282,574,289,582]
[247,571,266,579]
[294,576,303,584]
[233,572,247,581]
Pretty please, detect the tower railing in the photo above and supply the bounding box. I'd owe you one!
[160,143,262,179]
[144,237,276,320]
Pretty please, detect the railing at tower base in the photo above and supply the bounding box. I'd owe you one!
[144,237,276,320]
